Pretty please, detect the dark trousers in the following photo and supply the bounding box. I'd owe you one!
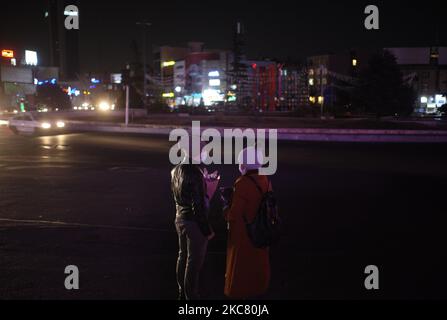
[175,218,208,300]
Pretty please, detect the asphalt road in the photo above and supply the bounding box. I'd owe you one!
[1,127,447,300]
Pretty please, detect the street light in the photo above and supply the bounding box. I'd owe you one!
[136,21,152,107]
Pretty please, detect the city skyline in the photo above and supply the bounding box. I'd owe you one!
[0,0,445,73]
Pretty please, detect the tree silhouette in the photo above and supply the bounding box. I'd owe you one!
[354,50,416,118]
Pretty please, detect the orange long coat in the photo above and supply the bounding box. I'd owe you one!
[224,173,271,299]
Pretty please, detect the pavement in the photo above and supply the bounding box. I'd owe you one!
[63,119,447,143]
[1,127,447,299]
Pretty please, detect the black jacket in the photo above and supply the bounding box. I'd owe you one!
[171,163,212,237]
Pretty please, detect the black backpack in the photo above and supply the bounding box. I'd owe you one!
[243,175,281,248]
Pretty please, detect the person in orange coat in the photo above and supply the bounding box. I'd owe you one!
[223,147,271,299]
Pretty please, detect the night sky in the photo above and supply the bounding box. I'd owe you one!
[0,0,444,73]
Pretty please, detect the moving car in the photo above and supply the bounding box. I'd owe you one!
[8,112,66,135]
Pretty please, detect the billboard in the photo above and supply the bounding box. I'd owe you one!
[4,82,36,95]
[25,50,38,66]
[0,66,33,84]
[111,73,122,84]
[174,61,185,88]
[1,49,14,58]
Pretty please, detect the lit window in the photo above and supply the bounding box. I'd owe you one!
[352,59,358,67]
[162,92,175,98]
[318,96,324,104]
[209,79,221,87]
[162,61,176,68]
[208,71,220,77]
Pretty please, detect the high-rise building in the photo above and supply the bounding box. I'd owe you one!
[230,21,248,106]
[47,0,80,81]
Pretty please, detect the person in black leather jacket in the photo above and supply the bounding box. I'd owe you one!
[171,156,215,300]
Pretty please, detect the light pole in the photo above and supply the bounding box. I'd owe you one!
[320,65,324,118]
[125,84,130,126]
[136,21,152,107]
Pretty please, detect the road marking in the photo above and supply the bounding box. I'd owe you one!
[0,218,171,233]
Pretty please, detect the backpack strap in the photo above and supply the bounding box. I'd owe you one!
[242,175,270,225]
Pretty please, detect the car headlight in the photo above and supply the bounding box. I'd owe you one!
[56,121,65,128]
[99,101,111,111]
[41,122,52,129]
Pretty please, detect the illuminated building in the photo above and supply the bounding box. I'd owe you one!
[305,49,375,109]
[153,42,231,107]
[245,60,278,112]
[153,45,190,94]
[277,63,309,111]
